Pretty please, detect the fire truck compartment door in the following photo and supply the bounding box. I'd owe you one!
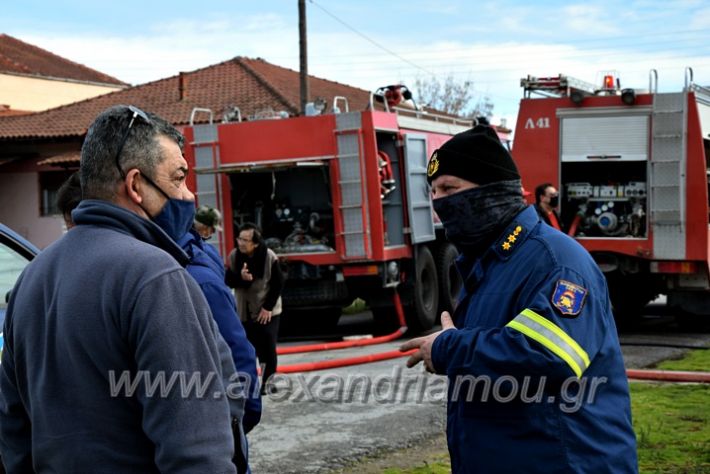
[559,114,649,161]
[403,134,435,243]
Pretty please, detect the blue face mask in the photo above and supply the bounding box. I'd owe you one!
[141,174,196,242]
[433,179,527,257]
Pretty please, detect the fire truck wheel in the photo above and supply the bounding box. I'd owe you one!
[436,243,462,317]
[280,307,342,335]
[370,306,400,335]
[405,246,439,332]
[669,292,710,330]
[606,272,656,328]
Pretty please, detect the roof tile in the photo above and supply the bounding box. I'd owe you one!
[0,57,372,140]
[0,34,126,85]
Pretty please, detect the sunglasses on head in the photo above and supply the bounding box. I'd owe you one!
[115,105,151,179]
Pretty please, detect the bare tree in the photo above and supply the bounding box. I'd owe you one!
[412,75,493,120]
[472,95,494,121]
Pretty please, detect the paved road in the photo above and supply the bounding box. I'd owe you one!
[248,306,710,473]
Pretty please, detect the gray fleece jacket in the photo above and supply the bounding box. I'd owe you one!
[0,200,242,473]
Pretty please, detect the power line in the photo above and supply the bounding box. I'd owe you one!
[307,0,437,76]
[266,27,710,61]
[308,49,710,78]
[300,35,710,70]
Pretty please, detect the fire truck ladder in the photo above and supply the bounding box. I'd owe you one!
[189,108,226,257]
[334,112,371,259]
[521,74,597,99]
[650,88,687,260]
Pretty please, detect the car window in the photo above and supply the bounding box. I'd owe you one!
[0,241,32,318]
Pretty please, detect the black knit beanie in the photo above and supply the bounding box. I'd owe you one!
[426,125,520,185]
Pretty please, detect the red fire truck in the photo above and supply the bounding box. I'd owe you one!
[183,88,509,332]
[512,69,710,322]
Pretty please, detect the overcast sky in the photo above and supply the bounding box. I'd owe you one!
[6,0,710,127]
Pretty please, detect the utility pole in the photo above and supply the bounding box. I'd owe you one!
[299,0,309,114]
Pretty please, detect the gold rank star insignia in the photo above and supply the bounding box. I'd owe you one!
[507,235,516,243]
[502,241,512,251]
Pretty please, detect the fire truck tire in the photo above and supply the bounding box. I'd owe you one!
[404,245,439,332]
[282,281,349,307]
[370,306,400,335]
[281,307,342,334]
[435,243,462,316]
[606,272,656,328]
[669,291,710,330]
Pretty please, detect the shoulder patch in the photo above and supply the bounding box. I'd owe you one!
[551,279,588,317]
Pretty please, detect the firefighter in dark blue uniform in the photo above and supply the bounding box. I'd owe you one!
[401,125,637,473]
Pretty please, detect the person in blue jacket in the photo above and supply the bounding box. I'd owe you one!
[401,125,637,473]
[178,224,262,435]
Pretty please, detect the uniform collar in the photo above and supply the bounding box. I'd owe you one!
[456,206,540,291]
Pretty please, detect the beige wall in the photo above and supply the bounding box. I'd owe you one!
[0,172,65,249]
[0,73,124,112]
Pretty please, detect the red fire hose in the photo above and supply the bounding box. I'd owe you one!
[277,327,407,355]
[626,369,710,383]
[273,294,710,380]
[277,291,408,355]
[567,214,582,237]
[276,349,417,374]
[275,291,410,372]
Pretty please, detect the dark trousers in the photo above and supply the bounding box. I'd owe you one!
[243,315,280,393]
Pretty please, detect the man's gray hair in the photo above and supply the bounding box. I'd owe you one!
[80,105,184,200]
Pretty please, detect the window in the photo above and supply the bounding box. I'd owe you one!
[0,241,32,321]
[0,227,37,353]
[39,171,75,216]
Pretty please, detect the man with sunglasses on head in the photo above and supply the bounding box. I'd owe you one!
[0,105,243,473]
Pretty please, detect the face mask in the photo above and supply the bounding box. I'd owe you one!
[141,173,196,241]
[549,195,559,208]
[433,179,527,257]
[198,227,214,241]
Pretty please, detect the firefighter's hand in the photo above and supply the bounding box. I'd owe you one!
[256,308,272,324]
[241,263,253,281]
[399,311,456,373]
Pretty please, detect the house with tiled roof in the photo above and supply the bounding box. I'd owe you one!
[0,34,126,115]
[0,56,373,247]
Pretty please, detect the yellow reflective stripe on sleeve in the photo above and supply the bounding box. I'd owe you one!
[520,309,590,367]
[506,321,583,378]
[506,309,591,378]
